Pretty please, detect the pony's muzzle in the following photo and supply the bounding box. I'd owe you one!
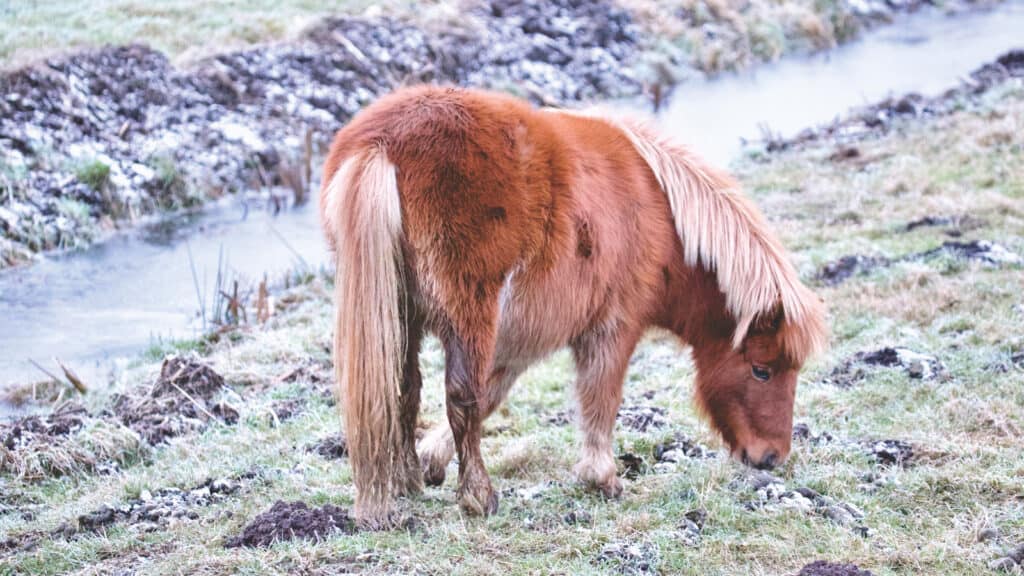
[739,447,784,471]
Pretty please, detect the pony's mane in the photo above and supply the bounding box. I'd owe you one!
[589,113,827,363]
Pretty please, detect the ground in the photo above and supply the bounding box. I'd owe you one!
[1,69,1022,575]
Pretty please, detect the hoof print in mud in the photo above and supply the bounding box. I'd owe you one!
[225,500,355,548]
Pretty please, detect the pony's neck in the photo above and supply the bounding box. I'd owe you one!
[659,262,736,352]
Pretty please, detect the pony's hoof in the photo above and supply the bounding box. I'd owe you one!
[458,485,499,517]
[597,476,623,500]
[421,454,447,487]
[355,510,402,531]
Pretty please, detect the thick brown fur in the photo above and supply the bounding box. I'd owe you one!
[320,86,828,527]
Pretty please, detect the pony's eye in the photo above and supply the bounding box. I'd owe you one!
[751,364,772,382]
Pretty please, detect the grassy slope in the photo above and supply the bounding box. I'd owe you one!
[3,90,1024,576]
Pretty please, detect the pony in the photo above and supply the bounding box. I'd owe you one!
[319,85,827,528]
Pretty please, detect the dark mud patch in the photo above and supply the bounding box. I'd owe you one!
[792,423,836,445]
[63,473,257,537]
[546,409,575,427]
[225,500,354,548]
[110,355,233,444]
[815,255,891,286]
[816,238,1020,286]
[863,439,914,466]
[766,49,1024,152]
[1,403,88,449]
[798,561,874,576]
[617,404,668,432]
[903,214,988,237]
[741,472,870,536]
[596,540,661,575]
[822,347,944,387]
[306,434,348,460]
[0,402,144,479]
[653,432,717,469]
[918,240,1022,266]
[267,397,307,424]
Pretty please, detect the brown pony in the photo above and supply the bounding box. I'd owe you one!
[320,85,827,528]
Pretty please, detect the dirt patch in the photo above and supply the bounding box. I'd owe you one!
[863,439,914,466]
[903,214,988,237]
[225,500,354,548]
[815,255,891,286]
[918,240,1022,266]
[766,49,1024,152]
[306,434,348,460]
[798,561,874,576]
[0,402,145,479]
[596,540,661,575]
[64,473,254,537]
[110,355,233,444]
[742,472,871,536]
[823,347,944,387]
[617,404,669,432]
[267,397,307,424]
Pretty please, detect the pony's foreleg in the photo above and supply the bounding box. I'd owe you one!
[441,328,500,516]
[395,317,425,497]
[420,364,523,486]
[571,327,640,498]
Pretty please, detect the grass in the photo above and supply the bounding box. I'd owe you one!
[2,85,1024,576]
[0,0,380,69]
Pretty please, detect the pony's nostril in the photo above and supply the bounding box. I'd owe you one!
[741,449,750,466]
[756,451,779,470]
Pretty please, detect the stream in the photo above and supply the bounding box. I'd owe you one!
[1,1,1022,408]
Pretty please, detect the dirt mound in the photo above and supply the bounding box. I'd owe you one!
[1,404,88,449]
[225,500,354,548]
[0,402,145,479]
[307,434,348,460]
[596,540,660,574]
[823,347,943,387]
[111,355,232,444]
[798,561,874,576]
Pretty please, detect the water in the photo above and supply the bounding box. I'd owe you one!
[653,0,1024,164]
[1,1,1022,395]
[0,200,330,388]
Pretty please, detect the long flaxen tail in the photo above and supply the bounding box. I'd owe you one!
[321,145,406,528]
[609,117,827,363]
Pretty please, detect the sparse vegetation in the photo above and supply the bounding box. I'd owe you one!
[2,81,1021,575]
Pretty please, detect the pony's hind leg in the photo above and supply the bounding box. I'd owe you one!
[420,364,524,486]
[571,326,641,498]
[395,316,425,497]
[441,325,500,516]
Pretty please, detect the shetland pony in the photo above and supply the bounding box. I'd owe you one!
[320,86,827,528]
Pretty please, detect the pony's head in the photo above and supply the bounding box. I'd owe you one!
[693,306,827,470]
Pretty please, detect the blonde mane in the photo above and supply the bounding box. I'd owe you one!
[602,115,827,362]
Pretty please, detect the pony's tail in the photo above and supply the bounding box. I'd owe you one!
[610,118,827,363]
[322,145,406,528]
